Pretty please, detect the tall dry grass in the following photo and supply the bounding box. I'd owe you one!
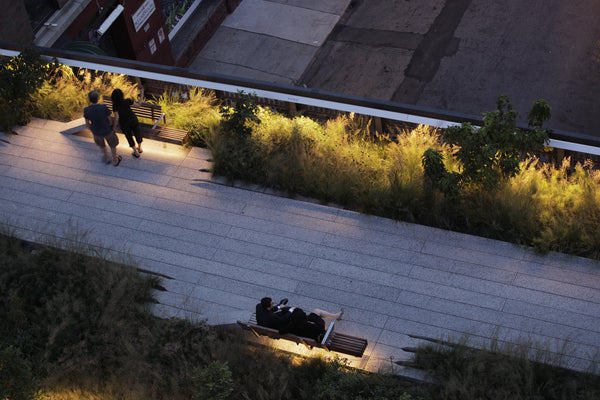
[157,88,221,147]
[208,105,600,258]
[412,335,600,400]
[462,158,600,257]
[211,109,455,220]
[31,66,138,122]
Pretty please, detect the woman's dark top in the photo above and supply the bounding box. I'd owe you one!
[279,308,326,342]
[113,99,138,128]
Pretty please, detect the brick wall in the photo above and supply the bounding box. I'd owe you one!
[0,0,34,44]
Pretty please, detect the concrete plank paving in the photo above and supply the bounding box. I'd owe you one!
[1,119,600,373]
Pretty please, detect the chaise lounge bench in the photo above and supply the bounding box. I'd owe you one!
[237,313,368,358]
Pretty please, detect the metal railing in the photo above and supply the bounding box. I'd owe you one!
[2,40,600,160]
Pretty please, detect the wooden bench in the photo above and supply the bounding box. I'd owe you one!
[237,313,368,358]
[103,96,189,145]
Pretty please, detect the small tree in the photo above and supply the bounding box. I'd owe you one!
[192,360,234,400]
[422,95,550,195]
[219,91,261,138]
[0,48,54,131]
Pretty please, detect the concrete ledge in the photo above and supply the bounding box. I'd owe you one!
[60,117,87,135]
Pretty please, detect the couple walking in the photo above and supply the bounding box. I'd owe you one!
[83,87,145,166]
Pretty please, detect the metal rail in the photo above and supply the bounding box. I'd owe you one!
[2,41,599,157]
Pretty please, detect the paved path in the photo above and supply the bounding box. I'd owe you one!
[1,119,600,373]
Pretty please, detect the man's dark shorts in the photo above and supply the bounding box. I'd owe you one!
[93,132,119,148]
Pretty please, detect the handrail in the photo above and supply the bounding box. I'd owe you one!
[1,40,600,156]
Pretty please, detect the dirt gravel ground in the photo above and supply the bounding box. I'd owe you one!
[299,0,600,137]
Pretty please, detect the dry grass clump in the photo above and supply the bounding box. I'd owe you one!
[157,88,221,148]
[31,66,138,122]
[411,336,600,400]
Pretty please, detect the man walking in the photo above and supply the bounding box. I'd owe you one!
[84,90,122,166]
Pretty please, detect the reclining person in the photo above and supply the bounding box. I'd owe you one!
[255,297,293,330]
[256,296,344,333]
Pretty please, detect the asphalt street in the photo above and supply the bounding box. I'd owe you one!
[189,0,600,137]
[300,0,600,136]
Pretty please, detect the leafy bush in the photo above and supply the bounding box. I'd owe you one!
[192,360,234,400]
[209,108,456,220]
[0,48,54,131]
[220,91,261,139]
[423,95,550,194]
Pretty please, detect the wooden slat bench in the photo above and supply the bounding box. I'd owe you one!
[237,313,368,358]
[103,96,189,145]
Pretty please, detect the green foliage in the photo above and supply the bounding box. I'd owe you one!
[192,360,234,400]
[0,49,55,130]
[0,233,216,399]
[424,95,550,194]
[288,357,421,400]
[421,148,461,199]
[0,346,41,400]
[220,91,261,138]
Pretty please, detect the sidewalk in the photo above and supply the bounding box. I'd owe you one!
[1,119,600,373]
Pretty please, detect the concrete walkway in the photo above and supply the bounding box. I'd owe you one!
[1,119,600,373]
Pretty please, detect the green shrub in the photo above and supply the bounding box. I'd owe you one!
[220,91,261,139]
[424,95,550,193]
[0,48,54,131]
[192,360,234,400]
[208,109,455,220]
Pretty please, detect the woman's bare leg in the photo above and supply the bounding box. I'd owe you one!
[312,308,344,321]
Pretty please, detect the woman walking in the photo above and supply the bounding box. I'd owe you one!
[111,87,144,158]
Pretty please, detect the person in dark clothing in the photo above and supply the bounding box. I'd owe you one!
[111,87,144,158]
[255,297,344,334]
[84,90,121,166]
[255,297,292,330]
[279,308,327,342]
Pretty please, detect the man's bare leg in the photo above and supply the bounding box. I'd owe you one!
[111,146,118,163]
[100,147,110,163]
